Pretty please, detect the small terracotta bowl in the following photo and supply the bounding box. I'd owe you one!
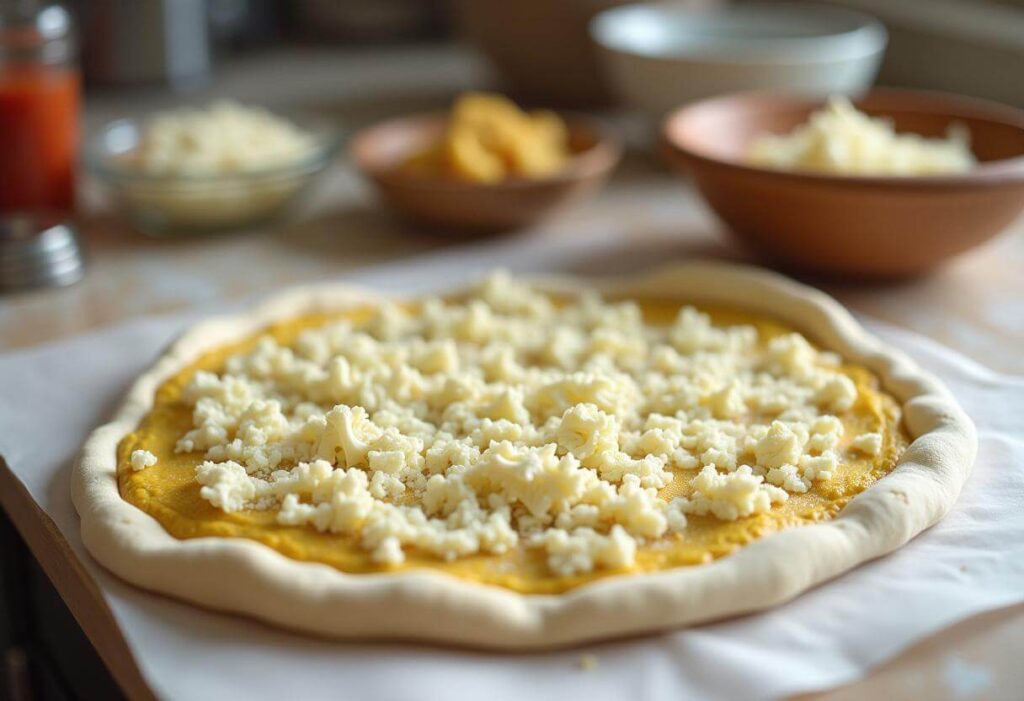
[350,112,621,234]
[662,89,1024,277]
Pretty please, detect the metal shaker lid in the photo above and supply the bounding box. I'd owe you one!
[0,214,85,291]
[0,2,75,64]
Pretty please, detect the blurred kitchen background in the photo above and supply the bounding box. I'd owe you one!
[72,0,1024,104]
[1,0,1023,343]
[3,3,1024,698]
[71,0,1024,103]
[1,0,1022,340]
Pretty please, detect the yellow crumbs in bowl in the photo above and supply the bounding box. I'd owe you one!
[747,96,975,176]
[404,93,571,183]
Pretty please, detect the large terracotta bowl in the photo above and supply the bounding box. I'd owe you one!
[350,113,621,234]
[662,89,1024,277]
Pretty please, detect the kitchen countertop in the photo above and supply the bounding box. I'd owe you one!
[1,44,1021,700]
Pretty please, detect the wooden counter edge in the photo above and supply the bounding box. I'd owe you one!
[0,455,158,701]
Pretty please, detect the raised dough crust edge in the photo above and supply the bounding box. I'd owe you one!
[71,262,977,649]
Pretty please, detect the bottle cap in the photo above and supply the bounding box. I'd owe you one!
[0,213,85,291]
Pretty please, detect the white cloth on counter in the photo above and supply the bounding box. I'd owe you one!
[1,246,1022,701]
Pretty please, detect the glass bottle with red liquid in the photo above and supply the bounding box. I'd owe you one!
[0,1,84,291]
[1,1,79,213]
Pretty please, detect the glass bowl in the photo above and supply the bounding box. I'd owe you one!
[85,112,341,236]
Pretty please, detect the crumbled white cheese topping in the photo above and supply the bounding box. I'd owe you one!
[851,432,883,456]
[130,449,158,471]
[174,272,867,576]
[679,465,788,521]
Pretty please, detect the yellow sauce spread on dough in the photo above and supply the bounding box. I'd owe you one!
[118,300,907,594]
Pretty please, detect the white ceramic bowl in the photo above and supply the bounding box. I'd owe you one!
[590,1,887,118]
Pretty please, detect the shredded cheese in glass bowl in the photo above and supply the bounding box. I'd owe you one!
[87,101,341,236]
